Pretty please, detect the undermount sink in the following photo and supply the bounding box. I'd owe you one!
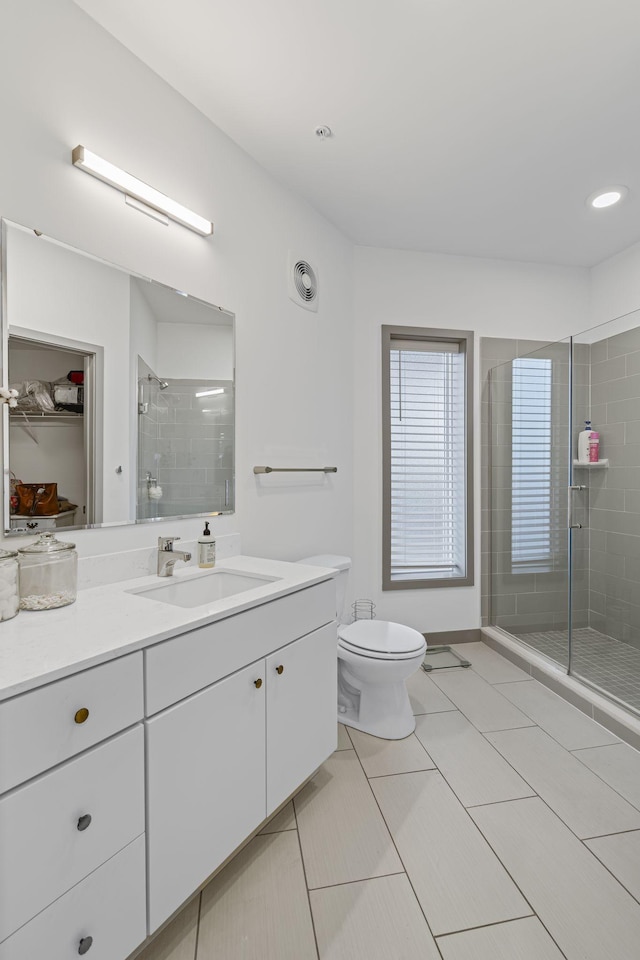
[129,570,281,608]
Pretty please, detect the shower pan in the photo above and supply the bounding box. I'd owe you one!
[487,308,640,718]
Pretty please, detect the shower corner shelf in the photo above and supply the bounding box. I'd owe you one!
[572,459,609,468]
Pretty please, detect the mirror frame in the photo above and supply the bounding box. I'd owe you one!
[0,218,236,536]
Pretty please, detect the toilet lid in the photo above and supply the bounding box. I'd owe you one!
[338,620,426,657]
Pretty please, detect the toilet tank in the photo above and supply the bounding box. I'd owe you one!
[297,554,351,622]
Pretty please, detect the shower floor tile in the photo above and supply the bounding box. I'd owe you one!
[513,627,640,713]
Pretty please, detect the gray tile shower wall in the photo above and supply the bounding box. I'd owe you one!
[137,376,234,519]
[155,379,234,516]
[586,326,640,649]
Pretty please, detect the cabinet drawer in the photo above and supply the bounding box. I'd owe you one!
[0,652,143,793]
[145,579,336,714]
[0,725,144,943]
[0,835,146,960]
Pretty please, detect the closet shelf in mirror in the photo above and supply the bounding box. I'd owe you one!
[10,410,83,422]
[9,410,83,445]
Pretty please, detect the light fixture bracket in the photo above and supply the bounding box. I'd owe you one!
[72,145,213,237]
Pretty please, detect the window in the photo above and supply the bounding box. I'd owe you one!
[511,357,553,569]
[382,326,474,590]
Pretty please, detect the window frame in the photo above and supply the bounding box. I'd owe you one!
[381,325,474,591]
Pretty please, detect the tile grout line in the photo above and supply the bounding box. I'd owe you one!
[568,747,640,815]
[435,914,543,942]
[367,766,437,780]
[360,761,546,953]
[346,712,562,958]
[469,724,640,913]
[424,667,538,734]
[291,812,321,960]
[395,706,570,958]
[456,655,640,836]
[306,869,406,893]
[488,676,626,751]
[346,732,446,960]
[480,723,640,832]
[412,709,545,810]
[192,892,203,960]
[582,839,640,910]
[411,708,458,718]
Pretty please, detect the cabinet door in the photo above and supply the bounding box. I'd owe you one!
[266,622,337,815]
[146,661,266,933]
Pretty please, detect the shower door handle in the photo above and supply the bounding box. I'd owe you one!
[568,485,586,529]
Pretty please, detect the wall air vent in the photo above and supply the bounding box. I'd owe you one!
[288,255,319,312]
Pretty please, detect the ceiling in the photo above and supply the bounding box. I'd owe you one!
[73,0,640,267]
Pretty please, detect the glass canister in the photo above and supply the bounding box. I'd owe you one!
[0,548,20,621]
[18,532,77,610]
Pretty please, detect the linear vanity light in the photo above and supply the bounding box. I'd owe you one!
[195,388,225,398]
[71,146,214,237]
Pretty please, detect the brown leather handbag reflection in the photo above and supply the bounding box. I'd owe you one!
[15,483,59,517]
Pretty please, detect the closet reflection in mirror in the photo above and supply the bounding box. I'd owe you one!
[1,218,235,535]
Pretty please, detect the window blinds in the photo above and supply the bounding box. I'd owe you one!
[511,357,553,567]
[389,340,466,581]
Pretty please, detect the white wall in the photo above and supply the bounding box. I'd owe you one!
[156,323,233,380]
[353,246,589,632]
[589,239,640,330]
[130,282,159,375]
[0,0,354,560]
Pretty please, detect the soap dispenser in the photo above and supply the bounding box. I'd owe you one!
[578,420,593,464]
[198,522,216,569]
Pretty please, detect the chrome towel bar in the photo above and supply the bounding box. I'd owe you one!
[253,466,337,474]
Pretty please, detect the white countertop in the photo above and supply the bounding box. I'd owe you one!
[0,556,336,702]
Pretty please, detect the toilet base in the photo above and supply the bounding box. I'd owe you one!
[338,662,419,740]
[338,707,416,740]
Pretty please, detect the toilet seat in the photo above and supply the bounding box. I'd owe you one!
[338,620,426,661]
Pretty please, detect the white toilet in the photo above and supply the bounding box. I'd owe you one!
[298,555,427,740]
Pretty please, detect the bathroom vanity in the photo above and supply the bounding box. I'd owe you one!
[0,557,337,960]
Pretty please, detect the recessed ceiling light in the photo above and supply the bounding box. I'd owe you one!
[587,186,628,209]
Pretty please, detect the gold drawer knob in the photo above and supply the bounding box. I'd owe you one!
[254,678,263,689]
[74,707,90,724]
[276,665,284,675]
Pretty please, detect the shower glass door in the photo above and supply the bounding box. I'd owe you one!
[570,310,640,715]
[489,337,572,670]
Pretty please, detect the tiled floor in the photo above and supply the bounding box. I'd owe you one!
[515,626,640,712]
[133,641,640,960]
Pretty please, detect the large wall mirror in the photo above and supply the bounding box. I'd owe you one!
[0,219,235,535]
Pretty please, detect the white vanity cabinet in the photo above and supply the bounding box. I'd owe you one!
[0,569,337,959]
[145,582,337,933]
[0,653,146,960]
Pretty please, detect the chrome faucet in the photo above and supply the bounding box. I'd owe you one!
[157,536,192,577]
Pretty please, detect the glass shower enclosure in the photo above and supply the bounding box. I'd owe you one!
[488,309,640,717]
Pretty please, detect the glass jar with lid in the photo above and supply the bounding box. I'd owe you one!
[0,548,19,621]
[18,532,77,610]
